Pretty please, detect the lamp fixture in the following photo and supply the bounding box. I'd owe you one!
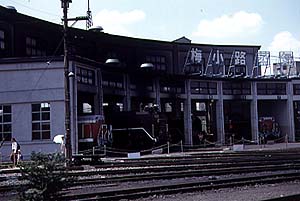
[68,72,75,77]
[89,25,104,32]
[140,63,154,68]
[105,58,120,65]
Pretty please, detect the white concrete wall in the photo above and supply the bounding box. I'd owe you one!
[0,61,66,161]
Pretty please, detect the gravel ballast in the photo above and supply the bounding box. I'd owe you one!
[138,181,300,201]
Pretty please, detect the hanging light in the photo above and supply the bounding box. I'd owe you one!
[105,58,120,64]
[140,63,154,68]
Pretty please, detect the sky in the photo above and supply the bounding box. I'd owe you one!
[1,0,300,61]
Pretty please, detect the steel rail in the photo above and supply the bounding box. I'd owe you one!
[61,171,300,201]
[73,158,300,176]
[73,163,300,185]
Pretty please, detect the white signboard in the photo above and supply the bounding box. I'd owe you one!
[234,51,246,66]
[128,152,141,159]
[258,51,270,67]
[212,49,224,65]
[279,51,294,66]
[190,48,202,64]
[233,144,244,151]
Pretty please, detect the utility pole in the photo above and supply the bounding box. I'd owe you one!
[61,0,72,162]
[61,0,91,163]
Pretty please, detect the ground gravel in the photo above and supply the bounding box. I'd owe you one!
[137,181,300,201]
[2,181,300,201]
[69,169,300,195]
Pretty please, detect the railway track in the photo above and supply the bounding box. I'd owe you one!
[1,149,300,200]
[1,159,299,191]
[73,163,300,185]
[62,171,300,201]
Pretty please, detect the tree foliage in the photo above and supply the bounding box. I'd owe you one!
[19,152,74,201]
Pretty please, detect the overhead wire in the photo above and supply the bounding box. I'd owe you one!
[3,0,61,21]
[3,0,86,22]
[2,1,89,140]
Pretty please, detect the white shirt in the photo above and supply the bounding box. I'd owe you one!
[12,142,17,153]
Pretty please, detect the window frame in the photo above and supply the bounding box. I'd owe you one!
[32,103,51,140]
[0,105,12,141]
[145,55,167,71]
[191,81,217,95]
[25,36,46,56]
[294,84,300,95]
[0,30,5,50]
[76,67,96,85]
[223,82,251,95]
[257,83,286,95]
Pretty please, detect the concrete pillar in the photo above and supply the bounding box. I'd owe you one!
[216,81,225,144]
[250,81,259,143]
[123,74,131,111]
[96,69,104,117]
[154,77,161,110]
[287,82,295,142]
[70,62,78,154]
[184,79,192,145]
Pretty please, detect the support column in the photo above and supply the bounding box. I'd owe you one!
[251,81,259,143]
[154,77,161,110]
[62,0,72,161]
[216,81,225,145]
[287,82,295,142]
[123,74,131,111]
[70,62,78,154]
[96,69,104,117]
[184,79,192,145]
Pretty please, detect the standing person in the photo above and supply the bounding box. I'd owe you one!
[11,138,18,167]
[17,149,22,164]
[60,136,65,155]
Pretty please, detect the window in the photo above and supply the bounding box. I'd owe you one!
[0,30,5,50]
[32,103,50,140]
[130,77,152,92]
[146,85,153,91]
[102,72,123,89]
[257,83,266,95]
[83,103,92,114]
[76,67,95,85]
[26,36,46,56]
[164,103,172,112]
[145,55,167,71]
[130,76,154,92]
[257,83,286,95]
[116,103,124,112]
[161,86,171,93]
[196,102,206,111]
[160,85,185,93]
[294,84,300,95]
[191,81,217,95]
[0,105,12,141]
[160,81,185,94]
[223,82,251,95]
[130,84,137,90]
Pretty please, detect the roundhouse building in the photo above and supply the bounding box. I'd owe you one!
[0,5,299,159]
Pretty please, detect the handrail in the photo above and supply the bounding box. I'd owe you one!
[112,127,157,142]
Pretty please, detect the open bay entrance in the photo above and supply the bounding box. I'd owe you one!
[223,100,251,144]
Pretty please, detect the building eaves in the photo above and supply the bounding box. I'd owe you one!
[0,56,63,64]
[0,5,261,50]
